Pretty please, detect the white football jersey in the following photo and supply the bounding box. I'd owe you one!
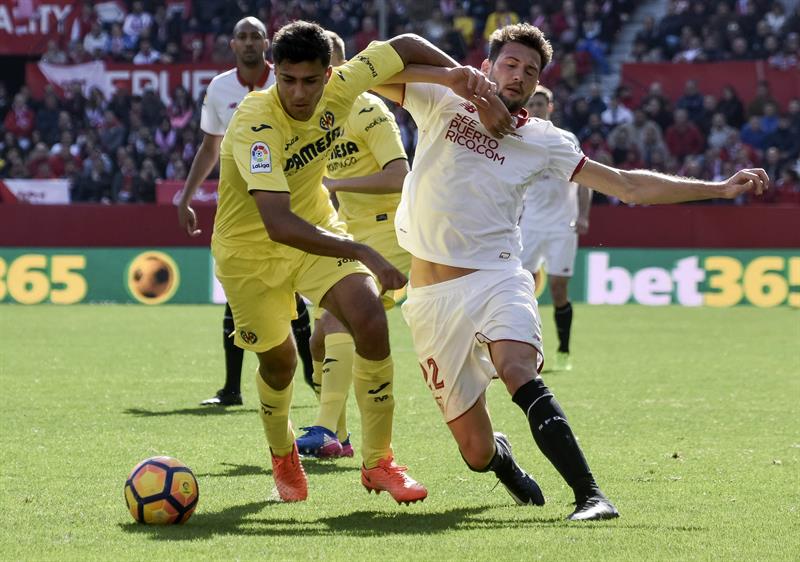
[521,128,582,234]
[200,65,275,135]
[396,83,586,270]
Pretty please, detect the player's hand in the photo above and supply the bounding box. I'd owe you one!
[477,94,515,139]
[445,66,497,108]
[574,216,590,235]
[357,247,408,291]
[720,168,769,199]
[177,202,201,236]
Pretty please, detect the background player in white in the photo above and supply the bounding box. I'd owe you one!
[176,17,314,407]
[520,85,592,372]
[376,23,767,520]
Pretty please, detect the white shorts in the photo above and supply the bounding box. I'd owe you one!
[401,268,544,422]
[519,231,578,278]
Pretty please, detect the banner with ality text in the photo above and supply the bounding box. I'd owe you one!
[0,0,78,55]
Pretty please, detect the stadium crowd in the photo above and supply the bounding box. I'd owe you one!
[0,0,797,204]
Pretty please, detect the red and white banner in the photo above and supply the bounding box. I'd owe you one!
[0,179,71,203]
[156,179,218,206]
[0,0,79,55]
[27,61,229,103]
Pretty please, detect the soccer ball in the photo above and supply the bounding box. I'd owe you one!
[129,254,175,300]
[124,456,199,524]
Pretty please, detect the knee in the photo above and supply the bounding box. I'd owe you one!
[496,360,536,395]
[309,326,325,361]
[460,437,497,472]
[348,302,389,356]
[258,353,296,390]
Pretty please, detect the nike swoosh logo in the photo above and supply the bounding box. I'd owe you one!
[367,382,390,395]
[323,358,338,365]
[358,107,375,114]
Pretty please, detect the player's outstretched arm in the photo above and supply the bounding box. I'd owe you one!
[177,134,222,236]
[252,191,407,291]
[574,159,769,205]
[324,159,409,195]
[575,185,592,234]
[387,34,459,70]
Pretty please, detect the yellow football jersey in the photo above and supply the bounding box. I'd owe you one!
[212,41,404,251]
[326,92,407,223]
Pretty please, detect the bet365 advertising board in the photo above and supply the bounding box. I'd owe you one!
[1,248,798,307]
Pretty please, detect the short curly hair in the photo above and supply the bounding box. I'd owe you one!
[488,23,553,70]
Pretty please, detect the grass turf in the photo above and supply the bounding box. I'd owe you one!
[1,304,798,561]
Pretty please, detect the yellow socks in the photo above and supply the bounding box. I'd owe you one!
[311,360,323,402]
[315,333,354,441]
[353,353,394,468]
[255,372,295,457]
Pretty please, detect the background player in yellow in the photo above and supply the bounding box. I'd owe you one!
[295,31,411,459]
[211,20,500,504]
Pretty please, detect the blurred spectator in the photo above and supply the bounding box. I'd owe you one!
[83,21,109,58]
[766,116,799,161]
[585,82,607,115]
[665,109,705,160]
[717,85,746,128]
[327,4,354,43]
[676,79,704,123]
[36,92,62,145]
[133,158,158,202]
[106,23,130,61]
[99,111,126,153]
[70,1,97,45]
[453,6,475,45]
[609,109,663,155]
[167,86,194,130]
[600,96,633,127]
[707,113,737,151]
[133,38,161,64]
[4,94,35,147]
[740,115,770,151]
[484,0,520,41]
[355,16,380,53]
[765,1,787,33]
[581,131,612,160]
[40,40,68,64]
[747,81,778,117]
[578,113,610,142]
[73,150,113,202]
[123,1,153,46]
[760,102,779,134]
[154,118,177,153]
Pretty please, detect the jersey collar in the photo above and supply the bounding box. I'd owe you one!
[236,62,272,91]
[513,108,529,128]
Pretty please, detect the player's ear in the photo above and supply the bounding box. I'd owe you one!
[480,58,491,74]
[324,65,332,83]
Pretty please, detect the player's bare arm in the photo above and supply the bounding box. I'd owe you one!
[177,133,223,236]
[374,64,514,138]
[574,160,769,205]
[324,159,409,195]
[252,190,407,291]
[575,185,592,235]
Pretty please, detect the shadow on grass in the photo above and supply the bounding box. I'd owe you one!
[120,503,515,539]
[123,403,316,418]
[196,460,359,479]
[123,406,255,417]
[120,499,710,540]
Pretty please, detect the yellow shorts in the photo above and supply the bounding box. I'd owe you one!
[212,221,370,353]
[348,211,410,310]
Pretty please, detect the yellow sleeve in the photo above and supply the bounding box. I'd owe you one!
[230,119,289,193]
[355,98,407,168]
[330,41,405,105]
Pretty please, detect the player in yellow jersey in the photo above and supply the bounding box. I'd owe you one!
[295,31,410,459]
[211,20,500,504]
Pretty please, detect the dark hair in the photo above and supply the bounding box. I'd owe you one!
[272,20,331,66]
[533,84,553,103]
[487,23,553,70]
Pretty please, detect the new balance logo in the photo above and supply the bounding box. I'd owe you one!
[323,358,338,365]
[358,106,375,114]
[367,382,390,395]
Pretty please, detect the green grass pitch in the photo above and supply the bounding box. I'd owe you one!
[1,304,798,561]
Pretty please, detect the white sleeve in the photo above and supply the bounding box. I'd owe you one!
[199,85,225,136]
[546,127,586,182]
[402,82,449,128]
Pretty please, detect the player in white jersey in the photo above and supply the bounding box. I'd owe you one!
[377,23,767,520]
[519,85,592,372]
[176,17,314,408]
